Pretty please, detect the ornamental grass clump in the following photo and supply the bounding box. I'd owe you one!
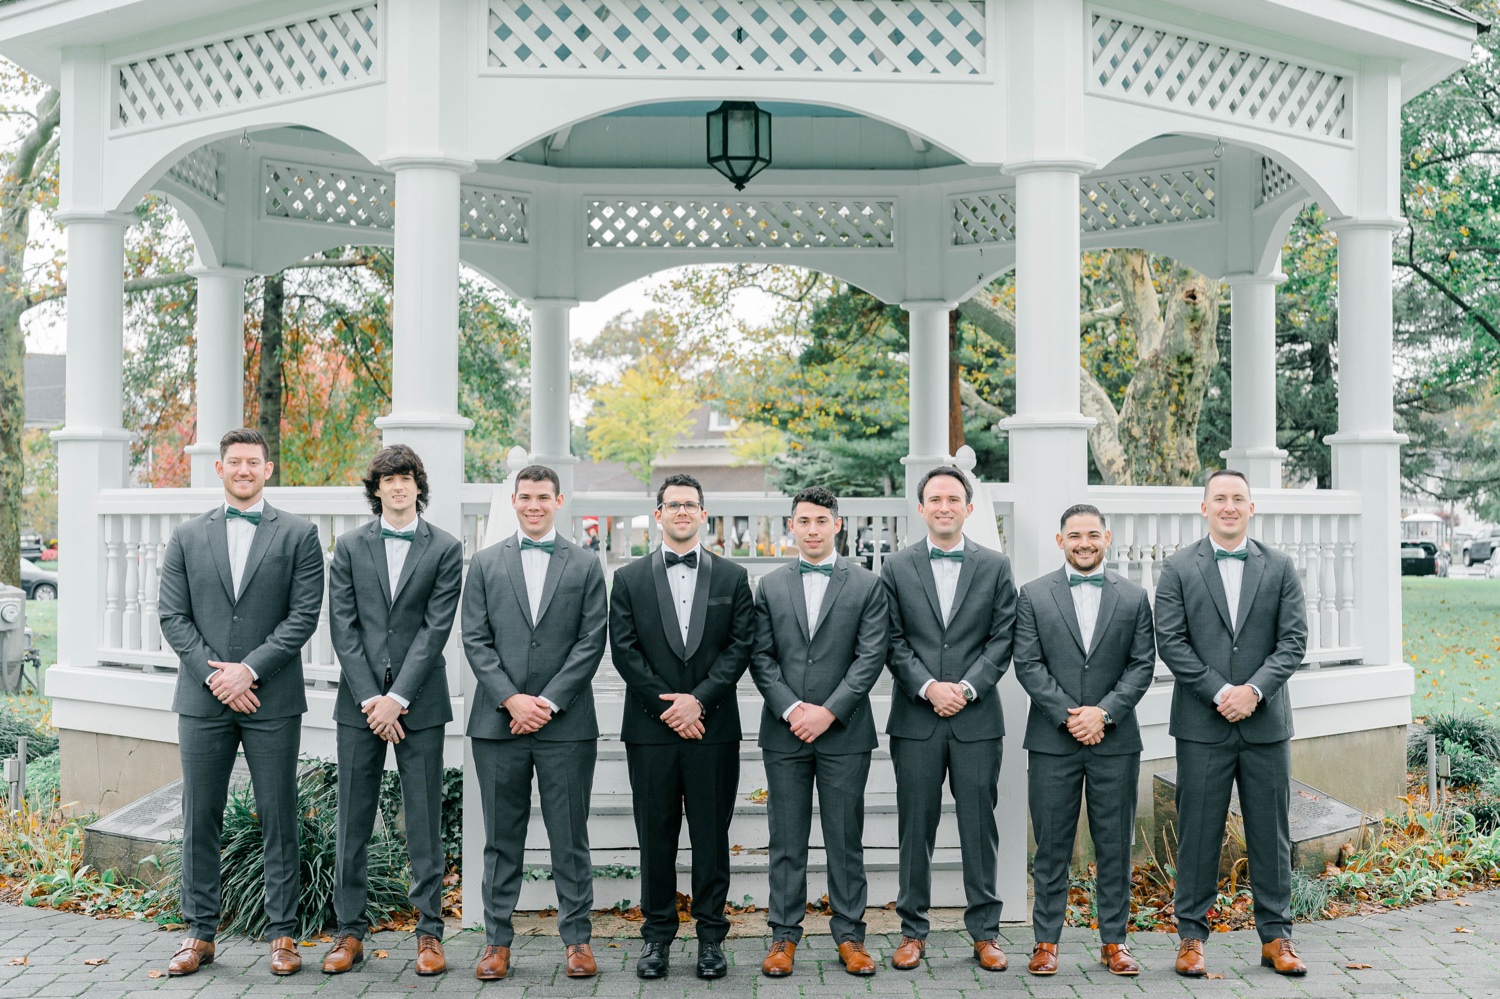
[1408,712,1500,768]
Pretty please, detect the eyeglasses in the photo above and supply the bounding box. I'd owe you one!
[659,501,703,513]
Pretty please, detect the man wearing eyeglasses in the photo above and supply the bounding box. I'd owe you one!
[609,473,755,980]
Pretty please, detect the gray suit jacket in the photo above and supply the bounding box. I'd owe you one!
[750,558,890,755]
[328,518,463,732]
[462,533,608,741]
[1012,568,1155,756]
[158,503,325,719]
[1154,537,1308,745]
[881,538,1017,742]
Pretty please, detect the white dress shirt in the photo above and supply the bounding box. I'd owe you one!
[1210,537,1261,705]
[225,499,266,680]
[362,515,421,712]
[782,553,838,721]
[664,543,702,647]
[919,537,974,702]
[519,528,561,713]
[1068,565,1105,653]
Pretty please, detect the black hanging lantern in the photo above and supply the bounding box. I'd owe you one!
[706,101,772,191]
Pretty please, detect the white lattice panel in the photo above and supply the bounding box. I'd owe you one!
[461,187,529,242]
[1089,10,1350,141]
[1080,166,1215,232]
[952,191,1016,244]
[1259,156,1298,205]
[165,145,224,202]
[115,6,381,129]
[264,161,394,229]
[486,0,986,76]
[586,199,896,248]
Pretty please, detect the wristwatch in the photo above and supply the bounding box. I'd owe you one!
[1100,709,1114,726]
[961,682,977,702]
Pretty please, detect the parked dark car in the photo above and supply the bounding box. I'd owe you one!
[855,525,893,569]
[1401,541,1449,577]
[1464,530,1500,567]
[19,560,57,600]
[19,534,43,562]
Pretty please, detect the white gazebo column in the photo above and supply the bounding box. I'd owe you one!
[184,266,253,486]
[901,301,955,513]
[1220,270,1289,489]
[374,159,474,535]
[50,213,133,673]
[1326,219,1406,668]
[528,299,578,506]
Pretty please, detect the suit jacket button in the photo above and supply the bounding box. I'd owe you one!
[532,641,540,649]
[232,615,239,622]
[943,643,950,649]
[1233,646,1239,652]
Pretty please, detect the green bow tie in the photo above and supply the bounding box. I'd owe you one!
[521,537,555,554]
[929,547,965,561]
[1215,548,1248,562]
[225,507,261,525]
[799,561,833,576]
[381,528,415,542]
[1069,574,1104,587]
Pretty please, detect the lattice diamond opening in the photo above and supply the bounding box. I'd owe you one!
[1089,11,1349,140]
[264,161,394,229]
[952,192,1016,244]
[487,0,986,76]
[1080,167,1215,231]
[461,187,529,243]
[1259,157,1297,205]
[166,145,224,202]
[115,5,381,129]
[586,199,896,249]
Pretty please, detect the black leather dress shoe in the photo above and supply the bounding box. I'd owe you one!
[636,941,670,979]
[697,941,728,979]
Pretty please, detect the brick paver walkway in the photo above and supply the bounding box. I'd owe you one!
[0,894,1497,998]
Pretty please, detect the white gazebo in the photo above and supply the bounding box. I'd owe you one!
[0,0,1479,919]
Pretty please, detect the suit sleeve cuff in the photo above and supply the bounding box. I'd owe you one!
[918,679,934,700]
[781,700,803,721]
[1212,683,1232,705]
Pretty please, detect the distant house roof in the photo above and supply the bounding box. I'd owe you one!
[1402,0,1490,29]
[24,353,64,428]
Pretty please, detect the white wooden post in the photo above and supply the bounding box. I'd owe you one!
[901,300,955,514]
[185,266,253,487]
[1222,271,1289,489]
[529,299,578,507]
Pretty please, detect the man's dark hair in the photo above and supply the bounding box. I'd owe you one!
[1204,468,1251,497]
[219,427,269,460]
[790,486,839,519]
[656,472,705,508]
[1059,503,1107,531]
[917,465,973,505]
[514,464,562,497]
[362,444,430,515]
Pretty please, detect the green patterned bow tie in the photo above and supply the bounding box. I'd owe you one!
[225,507,261,525]
[929,547,964,561]
[381,528,415,542]
[521,537,555,554]
[799,561,834,576]
[1215,548,1248,562]
[1069,574,1104,587]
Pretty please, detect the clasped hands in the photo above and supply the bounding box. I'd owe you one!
[786,703,836,744]
[926,681,969,718]
[659,692,705,740]
[503,693,554,735]
[207,660,259,714]
[1217,684,1260,723]
[364,695,409,743]
[1066,705,1106,746]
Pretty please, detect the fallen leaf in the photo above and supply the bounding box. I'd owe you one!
[1205,972,1226,979]
[607,943,621,948]
[1454,900,1473,907]
[1455,927,1474,933]
[7,957,27,967]
[299,940,316,948]
[83,958,108,967]
[147,970,166,979]
[373,950,389,959]
[1346,962,1372,969]
[316,934,333,944]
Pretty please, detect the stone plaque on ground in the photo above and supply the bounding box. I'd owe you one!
[83,761,253,883]
[1153,770,1377,876]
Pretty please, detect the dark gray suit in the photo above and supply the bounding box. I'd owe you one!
[750,557,889,944]
[881,538,1016,942]
[462,532,607,948]
[1013,568,1154,945]
[1154,536,1307,943]
[328,518,462,941]
[158,503,325,943]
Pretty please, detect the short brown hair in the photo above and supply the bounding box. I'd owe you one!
[219,427,269,460]
[362,445,430,515]
[1204,468,1251,498]
[514,464,562,497]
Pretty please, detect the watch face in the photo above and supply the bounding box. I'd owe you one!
[964,686,976,701]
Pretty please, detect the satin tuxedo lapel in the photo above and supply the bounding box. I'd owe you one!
[811,561,849,637]
[650,552,687,658]
[392,522,431,603]
[534,542,570,626]
[235,505,281,599]
[685,550,714,659]
[500,539,533,627]
[363,523,394,606]
[206,509,235,603]
[1195,540,1235,634]
[1235,543,1267,638]
[1049,574,1087,656]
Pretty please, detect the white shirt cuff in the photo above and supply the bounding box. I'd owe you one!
[918,679,934,700]
[1248,684,1262,702]
[362,692,410,710]
[1213,683,1232,705]
[243,664,257,680]
[782,700,804,721]
[538,696,560,713]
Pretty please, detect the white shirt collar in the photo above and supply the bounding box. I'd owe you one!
[1210,536,1249,554]
[381,514,421,534]
[800,552,837,568]
[1067,565,1104,578]
[926,536,966,554]
[225,498,266,515]
[518,527,558,545]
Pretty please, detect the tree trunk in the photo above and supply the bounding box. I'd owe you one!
[257,272,286,485]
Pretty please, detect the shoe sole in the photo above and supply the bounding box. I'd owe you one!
[415,966,446,977]
[1261,958,1307,976]
[697,970,728,979]
[1028,967,1058,976]
[167,955,212,977]
[270,967,301,976]
[974,957,1008,972]
[636,969,668,979]
[762,968,793,978]
[565,970,598,978]
[1105,967,1141,976]
[322,954,363,975]
[1176,968,1207,977]
[842,966,877,977]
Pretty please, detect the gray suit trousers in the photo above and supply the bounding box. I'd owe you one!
[890,723,1003,940]
[178,713,301,942]
[764,745,871,944]
[1175,728,1292,943]
[334,722,446,940]
[472,736,596,947]
[1028,750,1140,945]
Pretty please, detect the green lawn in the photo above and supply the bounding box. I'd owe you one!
[25,600,55,681]
[1404,577,1500,719]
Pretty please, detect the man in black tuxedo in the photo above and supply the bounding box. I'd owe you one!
[322,445,463,977]
[463,465,608,981]
[750,487,888,978]
[609,473,755,980]
[1013,504,1154,977]
[882,466,1016,973]
[1156,469,1308,977]
[157,428,325,977]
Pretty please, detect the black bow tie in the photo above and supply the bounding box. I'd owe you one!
[665,550,698,569]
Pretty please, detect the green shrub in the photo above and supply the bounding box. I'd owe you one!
[378,765,464,867]
[1290,868,1331,920]
[23,752,61,809]
[1409,713,1500,767]
[0,707,58,761]
[1442,739,1498,790]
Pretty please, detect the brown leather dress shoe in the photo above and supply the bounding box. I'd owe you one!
[565,943,598,978]
[1260,938,1307,976]
[269,937,302,976]
[167,938,214,977]
[891,936,925,970]
[1101,943,1140,976]
[761,939,795,977]
[475,945,511,980]
[415,935,446,976]
[838,941,877,976]
[973,939,1008,972]
[1028,942,1059,975]
[321,936,363,974]
[1175,938,1207,977]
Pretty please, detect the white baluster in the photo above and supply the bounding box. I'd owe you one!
[103,515,123,649]
[122,516,142,651]
[1337,516,1357,649]
[1318,514,1337,649]
[140,515,162,653]
[1297,515,1321,651]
